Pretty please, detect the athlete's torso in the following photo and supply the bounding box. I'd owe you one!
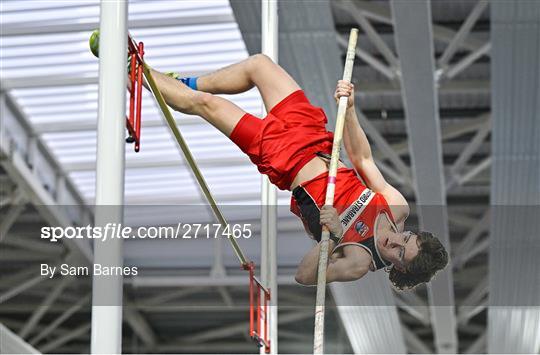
[291,166,397,270]
[291,156,344,190]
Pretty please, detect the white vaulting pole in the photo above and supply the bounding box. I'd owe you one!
[313,28,358,354]
[90,0,127,353]
[260,0,278,354]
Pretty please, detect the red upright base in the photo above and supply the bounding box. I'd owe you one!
[125,38,144,152]
[243,262,271,353]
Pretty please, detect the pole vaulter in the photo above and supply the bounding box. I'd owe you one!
[91,15,449,352]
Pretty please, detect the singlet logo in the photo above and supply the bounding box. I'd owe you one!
[355,221,370,237]
[339,188,375,234]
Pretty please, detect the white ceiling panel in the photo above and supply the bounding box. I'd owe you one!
[1,0,263,209]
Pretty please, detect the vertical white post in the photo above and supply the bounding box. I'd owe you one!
[90,0,127,353]
[261,1,278,354]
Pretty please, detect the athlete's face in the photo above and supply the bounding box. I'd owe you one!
[379,231,419,271]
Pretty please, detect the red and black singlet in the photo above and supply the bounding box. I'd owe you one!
[291,167,395,270]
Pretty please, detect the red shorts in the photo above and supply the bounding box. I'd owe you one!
[230,90,334,190]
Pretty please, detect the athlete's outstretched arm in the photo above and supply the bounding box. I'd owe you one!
[295,206,369,285]
[295,241,369,285]
[335,81,390,193]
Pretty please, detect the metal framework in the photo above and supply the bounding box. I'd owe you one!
[391,1,457,352]
[1,0,529,353]
[0,323,40,354]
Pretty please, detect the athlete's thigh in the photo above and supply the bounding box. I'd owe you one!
[198,93,248,138]
[251,56,301,112]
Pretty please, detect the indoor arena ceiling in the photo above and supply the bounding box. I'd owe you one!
[1,0,537,354]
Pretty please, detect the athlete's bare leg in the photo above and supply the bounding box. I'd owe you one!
[148,55,301,137]
[147,68,245,137]
[196,54,301,112]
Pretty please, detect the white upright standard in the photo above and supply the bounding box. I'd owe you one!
[260,0,278,354]
[90,0,127,353]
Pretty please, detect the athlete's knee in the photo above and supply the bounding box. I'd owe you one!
[192,91,218,115]
[250,53,274,65]
[170,91,212,115]
[247,54,276,76]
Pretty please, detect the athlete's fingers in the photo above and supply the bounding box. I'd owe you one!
[336,84,353,93]
[335,82,355,108]
[321,205,337,215]
[337,80,354,89]
[336,89,350,97]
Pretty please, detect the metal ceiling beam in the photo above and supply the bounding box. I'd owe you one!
[395,291,431,326]
[0,273,50,304]
[32,116,202,133]
[1,70,206,90]
[358,112,412,185]
[354,0,488,53]
[0,92,93,260]
[375,114,490,161]
[358,79,490,95]
[466,332,486,354]
[0,189,27,242]
[178,311,312,344]
[437,0,489,70]
[331,276,407,353]
[452,209,490,270]
[54,341,345,354]
[129,274,297,287]
[391,1,457,352]
[29,294,91,346]
[401,324,433,353]
[341,1,399,68]
[64,156,250,172]
[447,119,491,190]
[39,322,91,353]
[2,75,98,89]
[140,288,205,306]
[445,42,491,80]
[454,156,491,186]
[1,14,235,36]
[337,35,396,80]
[0,323,40,354]
[3,234,64,255]
[1,88,158,351]
[18,277,73,338]
[124,303,158,349]
[457,300,487,326]
[3,73,488,122]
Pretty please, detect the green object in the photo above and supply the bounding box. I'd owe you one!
[89,29,131,73]
[89,29,100,57]
[164,71,181,80]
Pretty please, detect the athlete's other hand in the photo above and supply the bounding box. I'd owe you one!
[334,80,355,109]
[320,205,343,238]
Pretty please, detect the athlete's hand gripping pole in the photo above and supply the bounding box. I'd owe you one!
[313,28,358,355]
